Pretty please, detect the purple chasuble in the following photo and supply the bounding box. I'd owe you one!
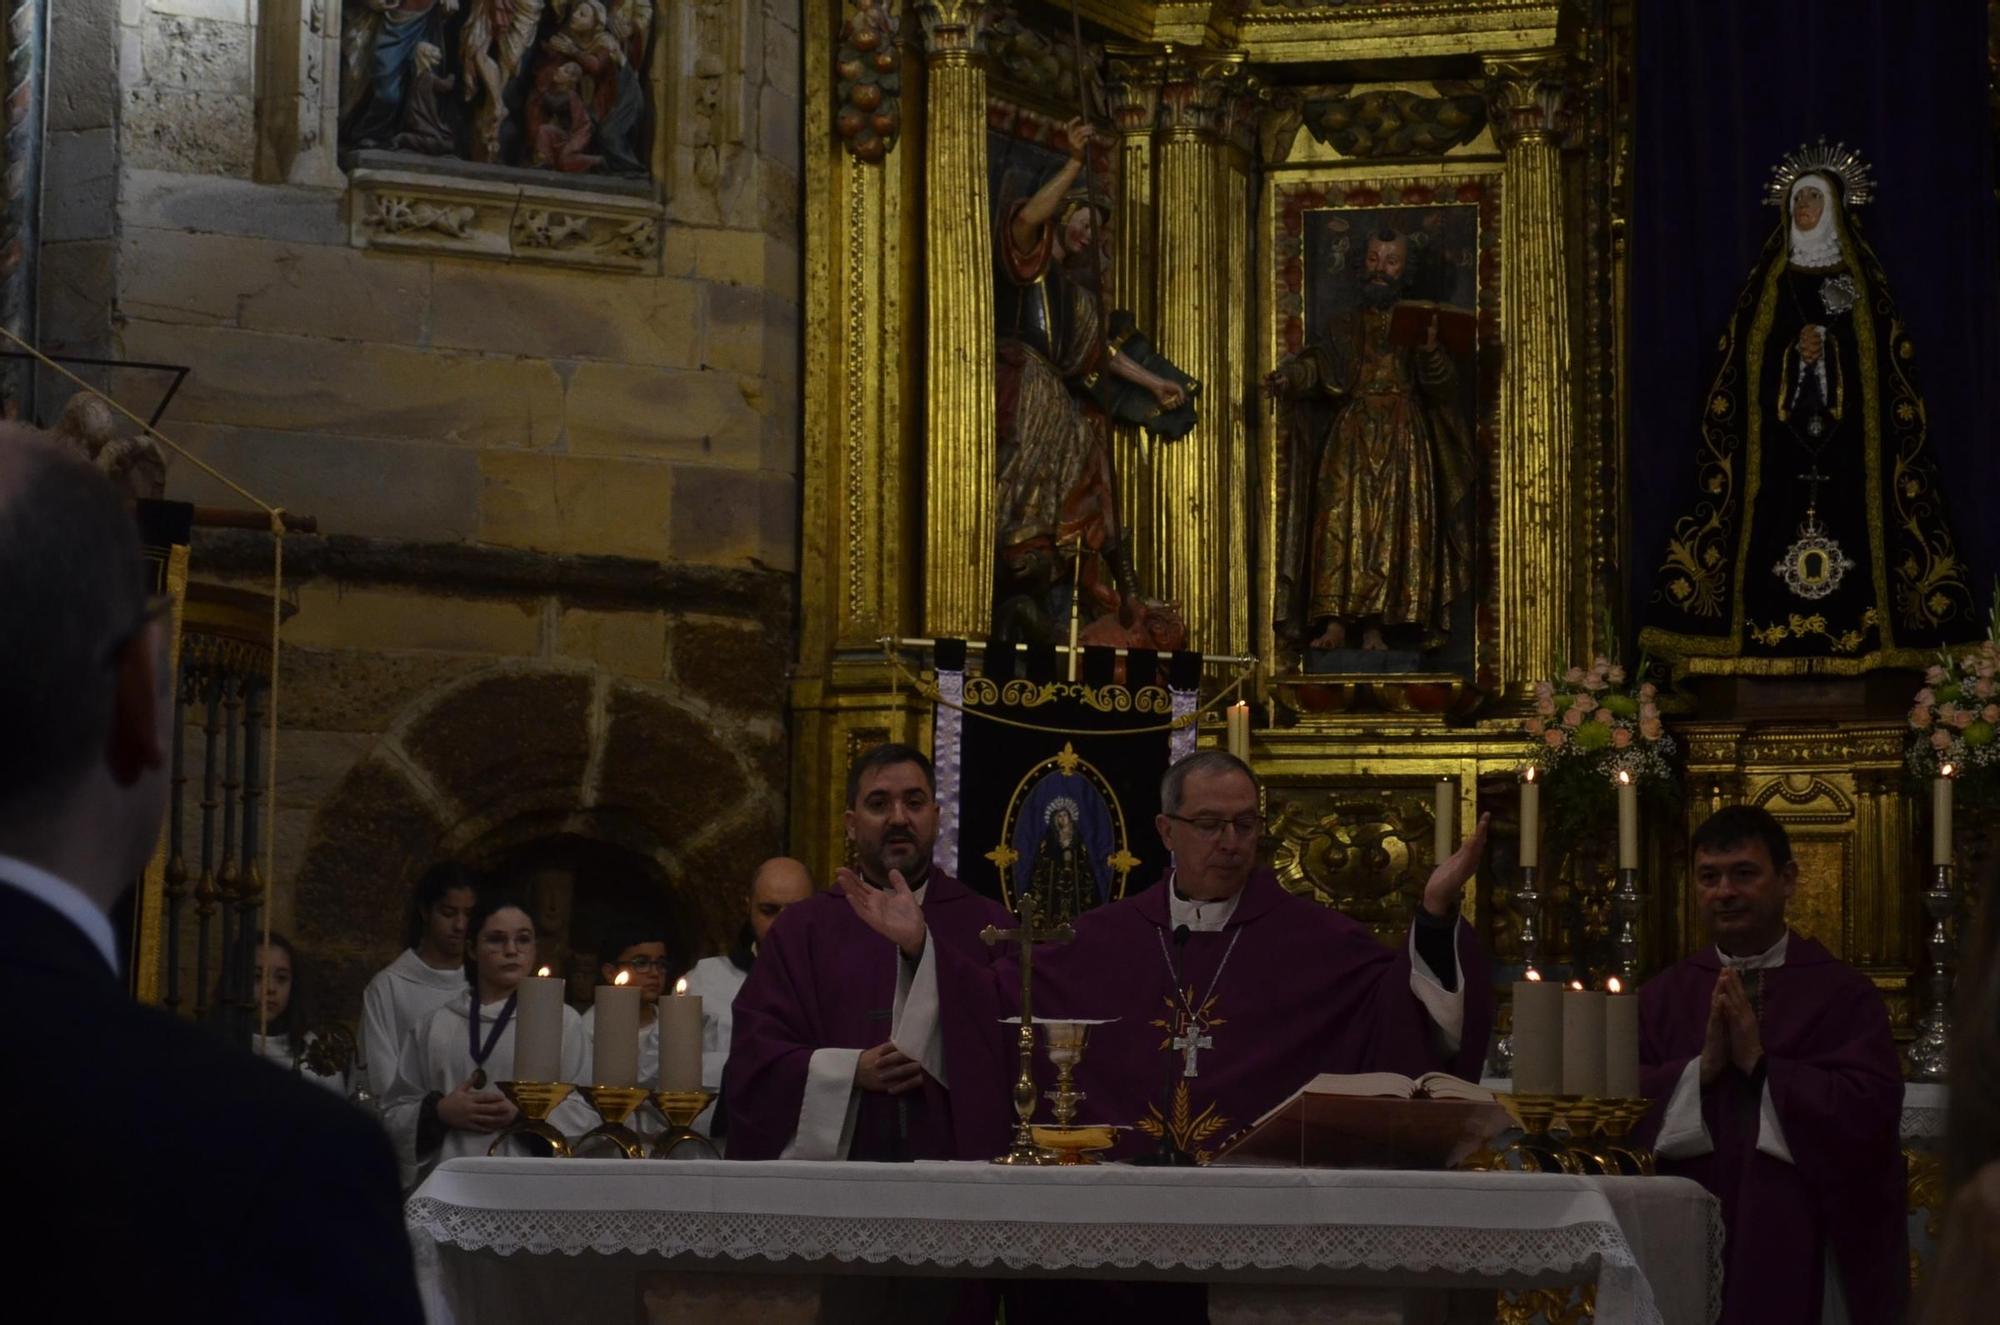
[1634,934,1905,1324]
[724,868,1012,1162]
[938,867,1493,1163]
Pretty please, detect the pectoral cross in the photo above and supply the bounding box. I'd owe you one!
[981,893,1075,1164]
[1798,463,1829,511]
[1172,1023,1213,1078]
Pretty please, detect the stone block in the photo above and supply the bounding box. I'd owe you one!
[160,424,484,542]
[147,0,255,20]
[44,129,118,243]
[124,86,256,177]
[557,609,667,680]
[278,584,543,655]
[688,228,800,303]
[118,320,566,449]
[293,753,450,958]
[701,282,768,376]
[758,156,802,242]
[563,362,766,464]
[140,11,253,95]
[668,465,794,566]
[124,169,346,246]
[276,646,495,733]
[478,451,676,560]
[759,86,800,170]
[763,15,802,97]
[596,681,751,849]
[272,730,376,811]
[669,615,789,717]
[430,260,700,367]
[234,240,432,345]
[48,1,119,132]
[38,240,117,355]
[400,670,595,817]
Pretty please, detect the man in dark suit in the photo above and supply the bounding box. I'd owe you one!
[1,430,423,1321]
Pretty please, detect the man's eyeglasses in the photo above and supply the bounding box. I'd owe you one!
[1165,813,1263,841]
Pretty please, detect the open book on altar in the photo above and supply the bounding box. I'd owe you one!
[1211,1073,1512,1171]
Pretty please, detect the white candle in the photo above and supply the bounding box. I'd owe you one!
[660,977,703,1092]
[514,966,566,1083]
[1561,985,1607,1098]
[1934,767,1955,867]
[592,971,641,1087]
[1616,771,1639,871]
[1511,972,1563,1095]
[1520,770,1541,868]
[1226,702,1250,762]
[1434,778,1456,863]
[1604,977,1640,1099]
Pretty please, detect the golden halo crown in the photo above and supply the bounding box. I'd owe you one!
[1764,138,1874,209]
[1043,795,1081,827]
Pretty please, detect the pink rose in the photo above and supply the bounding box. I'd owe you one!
[1611,728,1633,749]
[1594,707,1614,725]
[1984,705,2000,724]
[1525,717,1546,736]
[1928,665,1949,685]
[1933,729,1954,750]
[1976,678,1995,700]
[1536,697,1556,716]
[1640,703,1660,722]
[1910,706,1934,729]
[1639,717,1663,741]
[1953,708,1976,730]
[1638,682,1658,702]
[1592,656,1612,674]
[1607,665,1627,685]
[1534,680,1555,701]
[1562,709,1585,729]
[1545,729,1567,748]
[1565,666,1586,686]
[1916,688,1937,707]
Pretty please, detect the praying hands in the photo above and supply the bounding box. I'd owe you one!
[1700,967,1764,1086]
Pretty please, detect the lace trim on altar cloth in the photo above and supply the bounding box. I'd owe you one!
[405,1204,1700,1325]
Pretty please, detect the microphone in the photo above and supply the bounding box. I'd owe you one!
[1134,921,1197,1166]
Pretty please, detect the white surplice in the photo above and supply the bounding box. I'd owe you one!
[360,949,470,1098]
[251,1031,347,1095]
[381,990,594,1186]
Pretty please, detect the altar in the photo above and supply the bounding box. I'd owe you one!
[406,1158,1720,1325]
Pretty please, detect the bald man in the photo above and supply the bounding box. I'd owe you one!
[682,857,815,1140]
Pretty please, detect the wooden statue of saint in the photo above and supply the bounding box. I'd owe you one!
[992,118,1198,647]
[1640,142,1974,675]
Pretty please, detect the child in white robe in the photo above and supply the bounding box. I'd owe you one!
[578,919,669,1138]
[249,932,345,1095]
[381,896,591,1186]
[359,862,479,1100]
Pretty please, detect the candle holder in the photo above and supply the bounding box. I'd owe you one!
[1596,1098,1656,1176]
[1911,863,1959,1082]
[1560,1098,1621,1175]
[1514,865,1543,977]
[489,1081,575,1158]
[648,1090,720,1158]
[1499,1093,1580,1174]
[574,1084,654,1159]
[1612,867,1644,984]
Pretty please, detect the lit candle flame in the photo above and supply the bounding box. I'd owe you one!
[1616,768,1633,786]
[674,976,688,996]
[1570,980,1585,991]
[536,965,551,978]
[1524,968,1542,982]
[1607,976,1624,994]
[614,970,631,987]
[1942,762,1957,779]
[1524,766,1537,783]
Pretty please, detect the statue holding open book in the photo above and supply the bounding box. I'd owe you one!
[1267,222,1478,659]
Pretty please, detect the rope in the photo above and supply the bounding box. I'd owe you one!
[880,644,1254,735]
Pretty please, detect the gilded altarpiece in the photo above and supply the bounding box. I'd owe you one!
[791,0,1927,1045]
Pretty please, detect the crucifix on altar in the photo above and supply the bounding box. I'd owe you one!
[981,893,1074,1165]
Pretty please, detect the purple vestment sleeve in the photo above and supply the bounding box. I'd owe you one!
[1633,936,1907,1325]
[721,902,826,1161]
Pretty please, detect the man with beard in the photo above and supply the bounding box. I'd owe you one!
[1267,227,1477,654]
[724,745,1011,1162]
[994,118,1190,643]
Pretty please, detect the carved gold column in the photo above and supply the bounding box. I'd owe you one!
[1105,57,1161,595]
[917,2,995,639]
[1485,55,1577,691]
[1152,49,1247,655]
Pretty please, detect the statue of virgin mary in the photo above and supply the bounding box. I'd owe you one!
[1640,141,1974,675]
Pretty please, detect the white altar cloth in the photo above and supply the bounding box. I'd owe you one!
[407,1159,1720,1325]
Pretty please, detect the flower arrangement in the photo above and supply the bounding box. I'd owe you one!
[1520,657,1679,852]
[1906,639,2000,779]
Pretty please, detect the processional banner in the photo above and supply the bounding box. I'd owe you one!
[911,641,1220,920]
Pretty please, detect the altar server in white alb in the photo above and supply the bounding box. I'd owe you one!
[360,861,479,1099]
[682,855,814,1138]
[381,895,592,1183]
[250,931,346,1094]
[580,917,671,1136]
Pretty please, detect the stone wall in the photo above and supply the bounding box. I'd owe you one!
[43,0,805,1018]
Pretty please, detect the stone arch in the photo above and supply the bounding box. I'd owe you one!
[293,659,783,1017]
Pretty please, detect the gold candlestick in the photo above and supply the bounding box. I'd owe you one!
[648,1089,719,1159]
[1597,1097,1656,1176]
[575,1084,654,1159]
[980,894,1073,1166]
[489,1081,575,1158]
[1499,1092,1581,1174]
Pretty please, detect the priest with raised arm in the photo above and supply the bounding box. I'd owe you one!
[846,750,1493,1164]
[1635,806,1904,1324]
[725,744,1012,1162]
